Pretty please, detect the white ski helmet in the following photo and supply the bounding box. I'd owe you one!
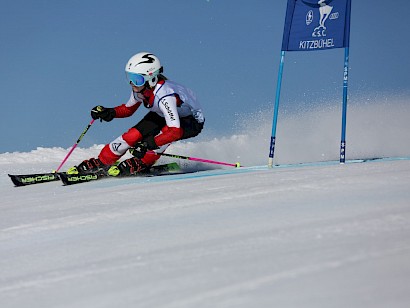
[125,52,163,88]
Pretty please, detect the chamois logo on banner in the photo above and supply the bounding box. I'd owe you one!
[308,0,340,38]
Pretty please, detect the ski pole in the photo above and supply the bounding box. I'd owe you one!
[55,119,95,172]
[153,151,242,168]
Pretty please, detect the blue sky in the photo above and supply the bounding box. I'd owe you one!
[1,0,409,154]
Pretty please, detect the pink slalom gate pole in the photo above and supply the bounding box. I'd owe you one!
[154,152,242,168]
[55,119,95,172]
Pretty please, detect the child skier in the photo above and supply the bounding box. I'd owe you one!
[68,52,205,176]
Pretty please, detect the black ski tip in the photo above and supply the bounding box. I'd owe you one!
[8,174,25,187]
[58,172,70,186]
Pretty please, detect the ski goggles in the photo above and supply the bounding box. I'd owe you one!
[126,68,162,87]
[126,72,148,87]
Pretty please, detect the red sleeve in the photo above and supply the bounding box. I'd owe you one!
[114,103,141,118]
[154,126,184,146]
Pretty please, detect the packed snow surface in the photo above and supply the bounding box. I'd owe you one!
[1,100,410,307]
[1,150,410,307]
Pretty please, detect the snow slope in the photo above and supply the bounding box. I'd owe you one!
[1,100,410,307]
[1,155,410,307]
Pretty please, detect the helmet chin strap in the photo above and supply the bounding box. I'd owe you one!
[142,87,153,108]
[132,84,154,108]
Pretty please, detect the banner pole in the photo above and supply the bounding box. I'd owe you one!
[268,51,286,167]
[340,47,350,164]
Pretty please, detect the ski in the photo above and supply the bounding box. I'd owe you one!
[58,162,181,186]
[9,163,181,187]
[9,172,60,187]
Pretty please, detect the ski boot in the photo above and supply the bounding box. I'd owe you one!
[107,157,148,177]
[67,158,111,176]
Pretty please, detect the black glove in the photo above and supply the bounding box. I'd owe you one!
[91,105,116,122]
[129,142,148,159]
[130,138,159,159]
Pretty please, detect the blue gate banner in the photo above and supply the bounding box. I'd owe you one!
[282,0,351,51]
